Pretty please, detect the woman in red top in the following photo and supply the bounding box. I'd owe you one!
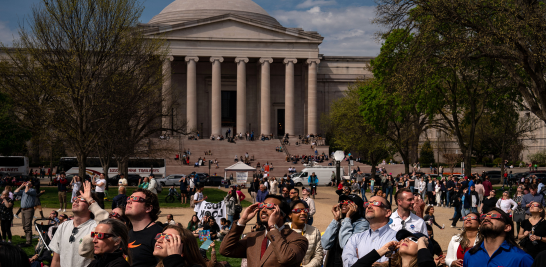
[446,212,481,267]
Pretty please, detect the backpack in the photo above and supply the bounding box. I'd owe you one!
[154,179,163,193]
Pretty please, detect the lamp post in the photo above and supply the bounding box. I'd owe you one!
[334,150,345,186]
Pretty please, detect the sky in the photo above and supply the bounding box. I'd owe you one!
[0,0,382,56]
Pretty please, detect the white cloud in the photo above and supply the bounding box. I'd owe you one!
[0,21,18,47]
[296,0,337,9]
[273,6,382,56]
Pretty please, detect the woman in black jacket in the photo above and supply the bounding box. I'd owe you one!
[352,230,440,267]
[87,218,131,267]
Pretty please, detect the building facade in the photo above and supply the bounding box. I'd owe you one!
[143,0,372,138]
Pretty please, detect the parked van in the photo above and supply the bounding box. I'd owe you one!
[291,166,344,186]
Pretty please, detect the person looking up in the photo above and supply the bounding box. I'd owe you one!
[389,188,428,236]
[465,208,533,267]
[496,191,518,214]
[148,175,158,195]
[342,196,396,267]
[322,194,369,267]
[480,189,498,214]
[290,188,301,202]
[521,184,545,214]
[57,173,69,212]
[50,181,101,267]
[446,212,481,267]
[288,200,324,267]
[301,188,316,225]
[86,218,131,267]
[125,188,163,267]
[0,191,14,243]
[13,181,36,247]
[351,229,437,267]
[153,225,208,267]
[193,185,207,216]
[517,201,546,258]
[92,174,107,209]
[220,195,308,267]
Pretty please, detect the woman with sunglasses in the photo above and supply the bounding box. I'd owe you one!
[288,200,324,267]
[351,229,438,267]
[518,201,546,258]
[495,191,517,215]
[445,212,481,267]
[153,225,208,267]
[86,218,131,267]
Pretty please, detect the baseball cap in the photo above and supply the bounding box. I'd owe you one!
[396,229,427,241]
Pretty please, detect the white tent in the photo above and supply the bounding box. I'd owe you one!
[224,162,256,185]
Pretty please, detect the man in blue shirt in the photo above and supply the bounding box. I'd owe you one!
[255,184,269,203]
[14,181,37,246]
[464,208,533,267]
[520,184,545,214]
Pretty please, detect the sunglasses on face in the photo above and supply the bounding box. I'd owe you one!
[292,208,309,214]
[109,212,121,219]
[258,203,276,209]
[530,203,542,207]
[464,215,478,221]
[364,201,386,208]
[405,237,419,244]
[72,197,86,203]
[339,200,354,205]
[91,232,115,240]
[480,213,504,221]
[154,233,173,241]
[127,196,146,203]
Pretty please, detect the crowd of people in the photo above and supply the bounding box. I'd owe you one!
[2,170,546,267]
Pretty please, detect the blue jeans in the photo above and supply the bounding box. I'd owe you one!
[453,206,459,219]
[410,186,415,194]
[471,207,478,213]
[462,208,470,218]
[361,188,367,201]
[446,191,451,208]
[385,187,393,204]
[228,215,234,224]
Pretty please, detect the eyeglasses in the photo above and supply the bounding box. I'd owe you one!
[69,227,79,243]
[480,213,504,221]
[109,212,122,219]
[127,196,146,203]
[72,197,86,203]
[464,215,478,221]
[258,203,276,209]
[339,200,354,205]
[405,236,419,244]
[154,233,173,241]
[91,232,115,240]
[292,208,309,214]
[364,201,386,208]
[530,203,542,207]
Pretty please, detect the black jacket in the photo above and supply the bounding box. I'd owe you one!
[163,254,203,267]
[87,251,130,267]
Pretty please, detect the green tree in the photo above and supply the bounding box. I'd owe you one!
[0,93,31,155]
[0,0,171,178]
[323,80,392,180]
[419,141,435,166]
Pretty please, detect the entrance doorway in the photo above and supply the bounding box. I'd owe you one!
[221,91,237,134]
[277,109,285,137]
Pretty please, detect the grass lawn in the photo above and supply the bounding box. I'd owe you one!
[1,186,251,209]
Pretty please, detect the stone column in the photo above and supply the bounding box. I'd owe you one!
[162,56,174,133]
[284,58,297,137]
[307,59,320,135]
[259,57,273,136]
[235,57,249,136]
[210,56,224,137]
[185,56,199,131]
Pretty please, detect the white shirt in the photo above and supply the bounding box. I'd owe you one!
[193,192,203,212]
[342,224,398,267]
[118,178,127,186]
[50,219,97,267]
[95,179,106,193]
[389,209,428,236]
[189,178,195,189]
[149,178,157,194]
[496,198,518,213]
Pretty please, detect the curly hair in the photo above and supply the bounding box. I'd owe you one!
[135,188,160,221]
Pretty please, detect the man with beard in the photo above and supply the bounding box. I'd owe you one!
[389,188,428,236]
[322,194,369,267]
[342,195,396,267]
[465,208,533,267]
[220,195,308,267]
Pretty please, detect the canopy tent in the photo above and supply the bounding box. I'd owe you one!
[224,162,256,185]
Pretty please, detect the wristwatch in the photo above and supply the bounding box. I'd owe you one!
[87,199,96,206]
[269,224,279,231]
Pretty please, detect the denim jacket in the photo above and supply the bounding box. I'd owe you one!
[321,217,369,250]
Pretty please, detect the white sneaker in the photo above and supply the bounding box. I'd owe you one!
[14,214,20,219]
[57,209,61,212]
[63,209,66,212]
[450,225,455,228]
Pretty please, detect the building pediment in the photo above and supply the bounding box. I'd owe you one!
[142,14,323,44]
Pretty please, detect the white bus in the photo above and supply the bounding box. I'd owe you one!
[58,157,166,178]
[0,156,30,176]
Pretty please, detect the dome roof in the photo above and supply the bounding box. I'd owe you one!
[149,0,281,26]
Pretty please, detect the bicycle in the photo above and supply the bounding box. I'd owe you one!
[165,188,181,203]
[310,183,317,199]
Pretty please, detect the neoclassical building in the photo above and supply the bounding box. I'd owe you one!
[143,0,372,137]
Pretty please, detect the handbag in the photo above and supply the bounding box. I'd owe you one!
[234,204,243,214]
[190,197,195,208]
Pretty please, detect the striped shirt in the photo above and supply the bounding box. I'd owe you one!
[15,188,37,208]
[342,224,398,267]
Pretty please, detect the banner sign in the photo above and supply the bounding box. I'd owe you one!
[236,172,248,184]
[197,200,226,226]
